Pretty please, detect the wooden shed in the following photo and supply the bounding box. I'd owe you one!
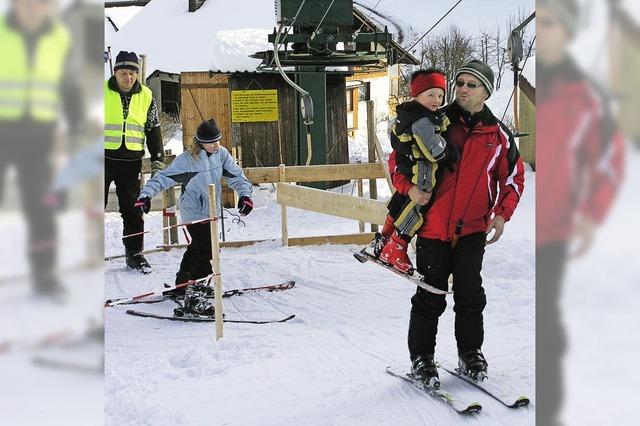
[181,72,349,171]
[609,4,640,148]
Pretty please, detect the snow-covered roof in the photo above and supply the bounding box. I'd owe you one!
[105,0,277,75]
[105,5,143,33]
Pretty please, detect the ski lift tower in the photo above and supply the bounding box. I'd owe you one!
[252,0,393,170]
[507,11,535,138]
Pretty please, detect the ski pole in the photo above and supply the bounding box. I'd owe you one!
[121,216,220,239]
[104,273,217,307]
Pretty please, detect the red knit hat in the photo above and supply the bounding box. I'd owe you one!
[410,71,446,97]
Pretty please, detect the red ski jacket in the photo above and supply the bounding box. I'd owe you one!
[389,102,525,241]
[536,63,625,246]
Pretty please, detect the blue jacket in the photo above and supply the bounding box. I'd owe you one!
[140,146,252,222]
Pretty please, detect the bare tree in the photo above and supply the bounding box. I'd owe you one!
[420,27,476,103]
[159,111,181,147]
[489,25,509,89]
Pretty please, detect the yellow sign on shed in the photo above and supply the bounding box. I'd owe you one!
[231,89,279,123]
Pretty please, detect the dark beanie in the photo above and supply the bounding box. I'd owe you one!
[455,60,495,98]
[196,119,222,144]
[114,51,140,72]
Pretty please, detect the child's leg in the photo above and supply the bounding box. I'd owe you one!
[381,214,395,240]
[394,200,424,241]
[187,222,214,280]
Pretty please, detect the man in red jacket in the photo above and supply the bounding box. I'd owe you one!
[537,1,625,424]
[394,60,526,387]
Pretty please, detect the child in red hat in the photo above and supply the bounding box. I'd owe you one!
[364,69,458,275]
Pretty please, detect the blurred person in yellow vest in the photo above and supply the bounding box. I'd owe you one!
[0,0,84,299]
[104,50,164,274]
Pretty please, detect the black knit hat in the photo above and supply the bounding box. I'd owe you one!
[196,119,222,144]
[114,51,140,73]
[455,60,495,98]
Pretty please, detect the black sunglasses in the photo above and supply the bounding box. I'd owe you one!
[455,80,480,89]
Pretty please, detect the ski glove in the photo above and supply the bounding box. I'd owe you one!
[135,196,151,214]
[237,196,254,216]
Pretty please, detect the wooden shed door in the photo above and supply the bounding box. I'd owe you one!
[180,72,235,207]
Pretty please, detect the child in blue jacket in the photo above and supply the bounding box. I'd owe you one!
[136,118,253,303]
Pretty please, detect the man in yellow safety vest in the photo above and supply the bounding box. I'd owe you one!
[0,0,84,298]
[105,50,164,274]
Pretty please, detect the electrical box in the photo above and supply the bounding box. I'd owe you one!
[275,0,353,26]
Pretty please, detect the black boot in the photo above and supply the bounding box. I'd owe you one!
[175,284,214,316]
[125,249,152,274]
[458,349,488,381]
[411,354,440,388]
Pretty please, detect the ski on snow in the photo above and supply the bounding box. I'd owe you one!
[125,310,296,324]
[106,280,295,307]
[386,366,482,415]
[353,250,449,295]
[438,361,531,408]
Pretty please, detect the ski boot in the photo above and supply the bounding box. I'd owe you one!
[458,349,488,381]
[379,233,414,274]
[363,232,387,258]
[174,284,214,317]
[411,354,440,388]
[125,249,152,274]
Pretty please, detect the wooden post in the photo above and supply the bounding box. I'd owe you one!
[162,191,169,249]
[208,184,224,340]
[167,188,178,244]
[374,133,394,193]
[366,100,378,232]
[279,164,288,247]
[357,178,364,233]
[231,147,239,207]
[237,146,243,168]
[139,54,146,85]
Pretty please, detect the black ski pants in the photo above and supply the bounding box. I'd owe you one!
[176,222,213,283]
[0,121,57,292]
[536,242,568,426]
[105,158,144,253]
[408,232,487,359]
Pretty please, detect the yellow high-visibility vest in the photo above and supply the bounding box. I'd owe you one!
[0,17,70,122]
[104,81,153,151]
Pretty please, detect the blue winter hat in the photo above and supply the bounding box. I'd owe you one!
[114,51,140,72]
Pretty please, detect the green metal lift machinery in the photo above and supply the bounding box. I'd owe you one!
[252,0,394,170]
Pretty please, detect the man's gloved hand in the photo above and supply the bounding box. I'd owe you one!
[237,196,254,216]
[151,160,165,177]
[134,196,151,214]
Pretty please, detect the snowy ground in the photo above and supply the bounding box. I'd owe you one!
[105,160,535,425]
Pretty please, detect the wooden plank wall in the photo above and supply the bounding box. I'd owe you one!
[180,72,235,206]
[326,75,349,167]
[228,73,298,167]
[228,73,350,172]
[180,72,231,150]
